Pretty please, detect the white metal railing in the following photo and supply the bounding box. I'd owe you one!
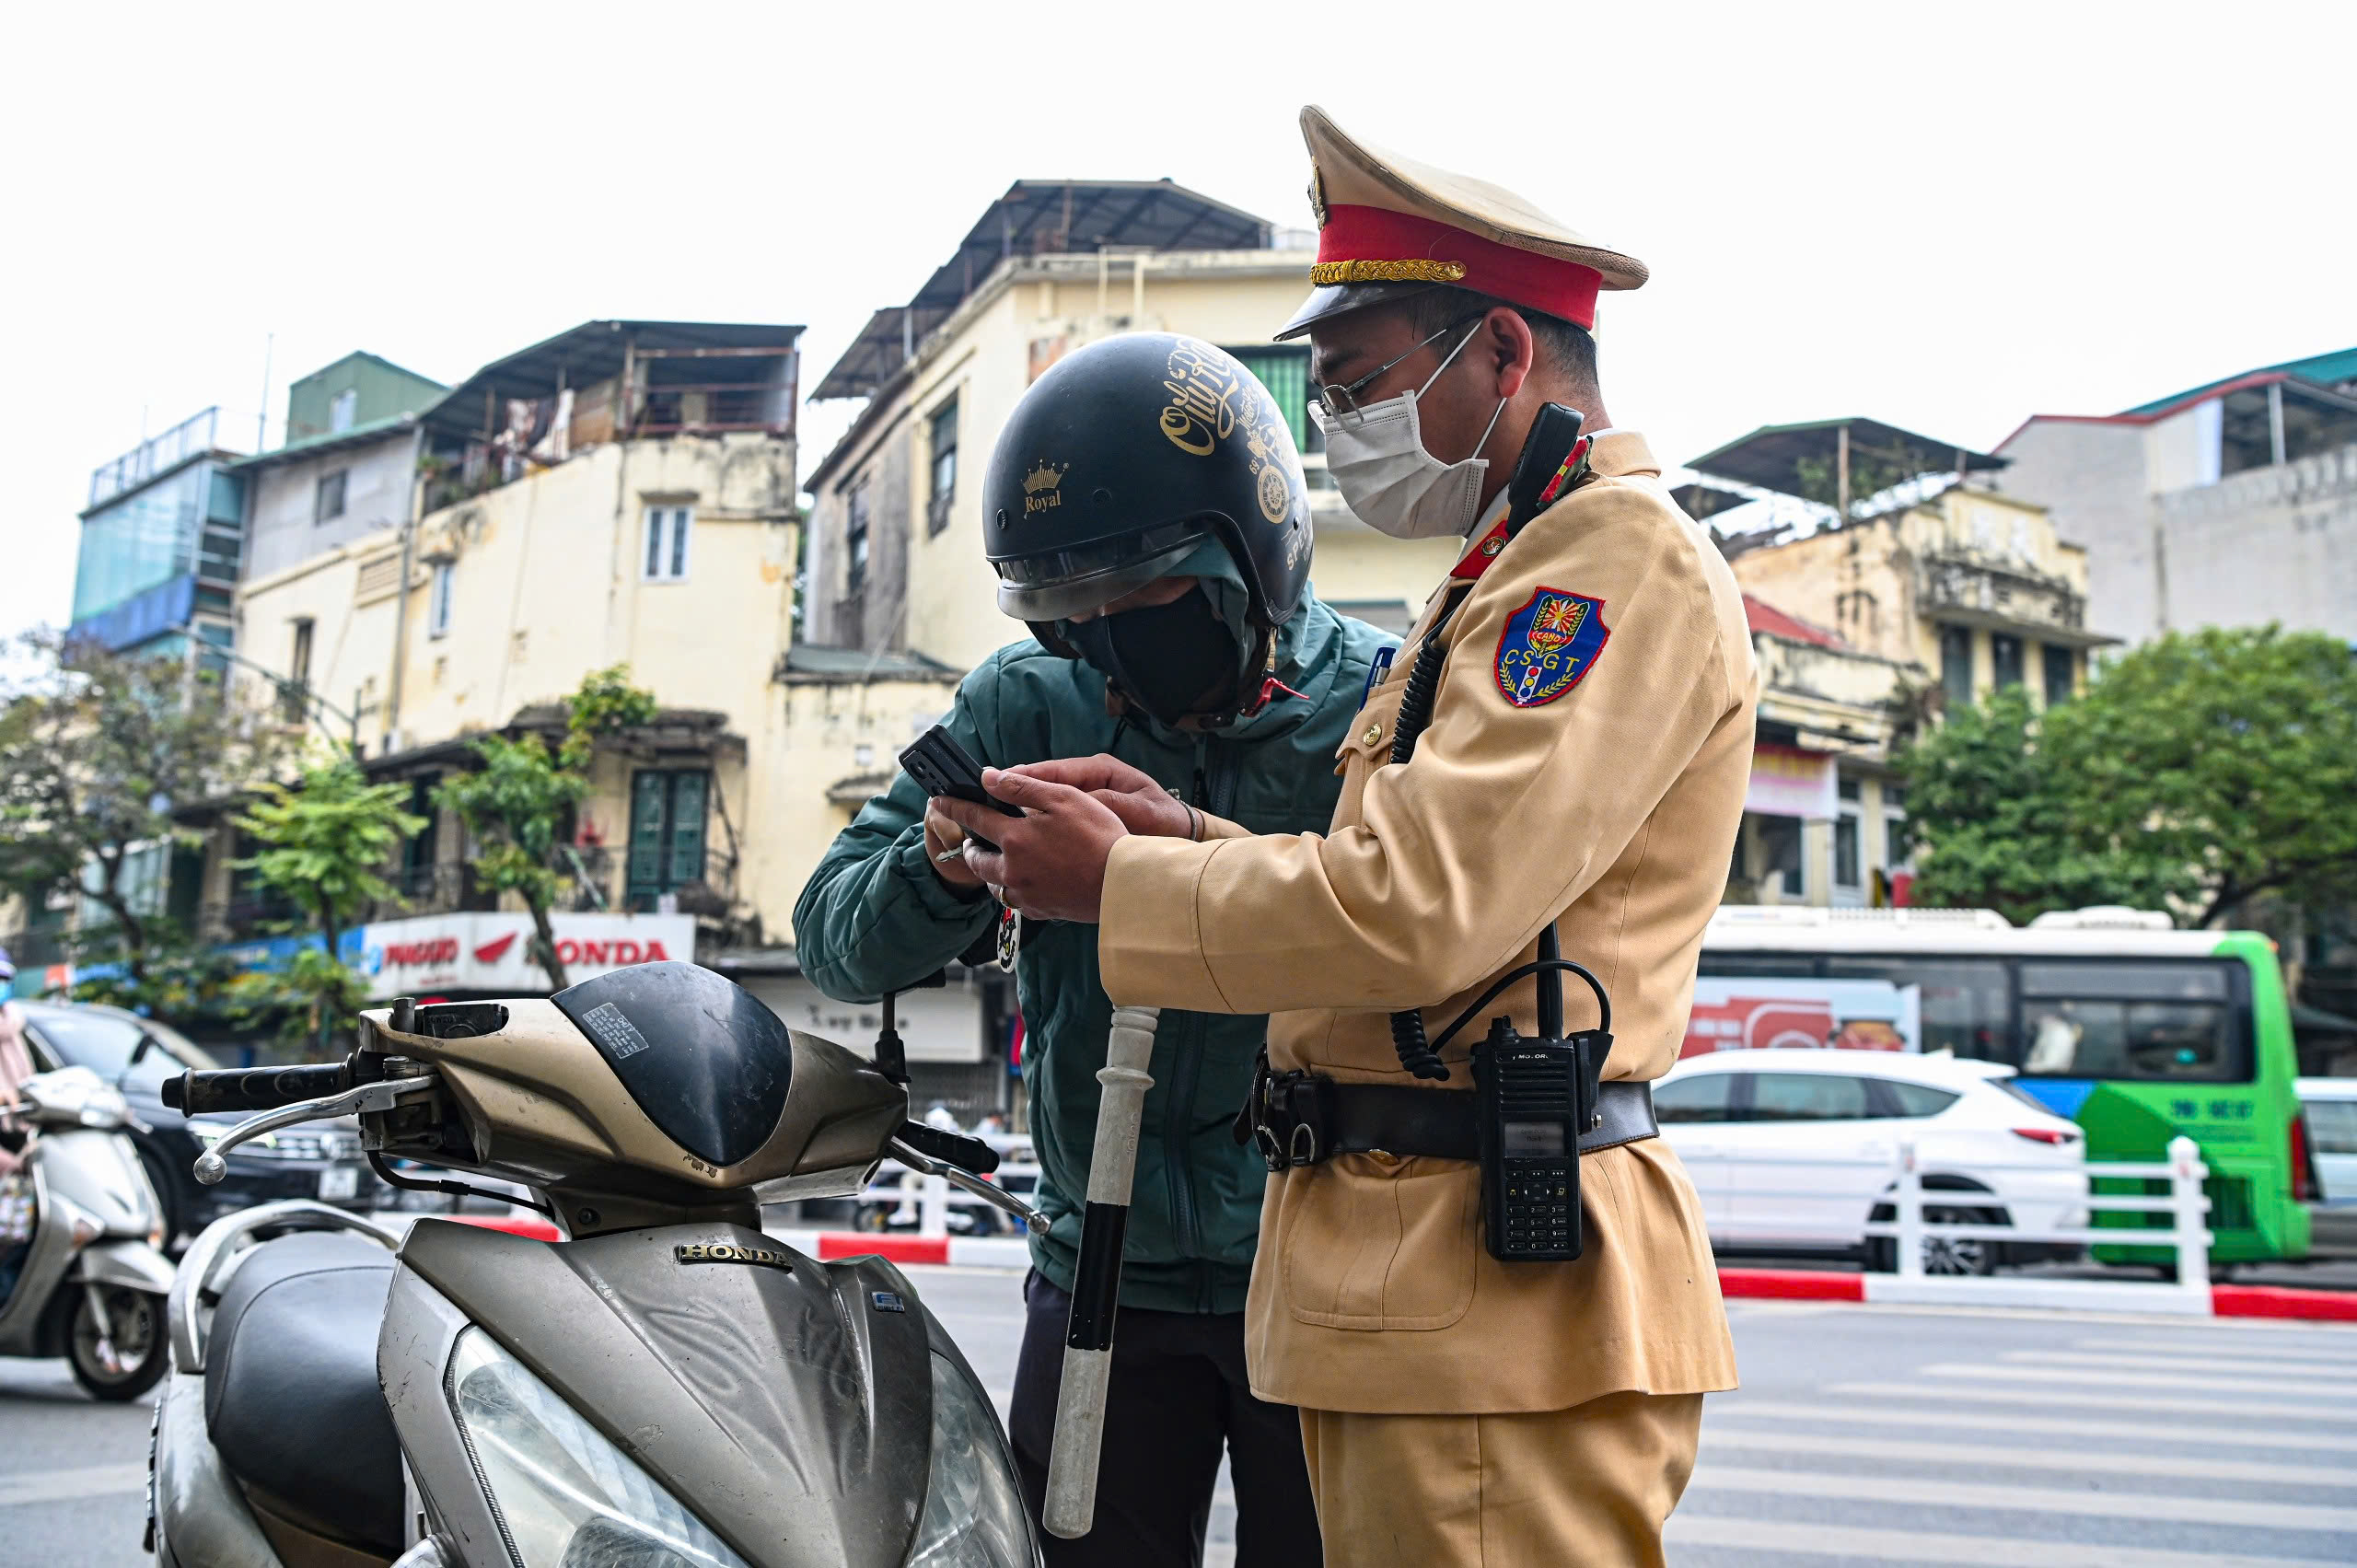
[856,1132,1041,1238]
[1857,1134,2211,1306]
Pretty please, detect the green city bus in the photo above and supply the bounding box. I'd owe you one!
[1689,906,2313,1267]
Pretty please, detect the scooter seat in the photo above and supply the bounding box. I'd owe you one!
[203,1231,404,1555]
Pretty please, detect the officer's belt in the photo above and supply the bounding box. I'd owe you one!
[1237,1065,1657,1170]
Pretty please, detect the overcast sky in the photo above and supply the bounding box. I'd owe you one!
[6,3,2351,645]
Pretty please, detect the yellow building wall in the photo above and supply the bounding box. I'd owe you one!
[863,256,1465,670]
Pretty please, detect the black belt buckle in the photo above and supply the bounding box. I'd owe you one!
[1248,1065,1333,1171]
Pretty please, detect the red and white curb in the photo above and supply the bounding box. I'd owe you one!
[386,1218,2357,1323]
[1716,1266,2357,1321]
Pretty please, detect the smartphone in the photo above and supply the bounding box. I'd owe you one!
[900,726,1021,853]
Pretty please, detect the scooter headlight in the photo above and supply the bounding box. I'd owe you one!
[446,1328,750,1568]
[908,1353,1037,1567]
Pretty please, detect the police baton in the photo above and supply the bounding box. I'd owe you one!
[1043,1003,1160,1539]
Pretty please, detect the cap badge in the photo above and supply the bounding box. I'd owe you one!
[1023,461,1066,514]
[1307,168,1329,227]
[1308,258,1468,287]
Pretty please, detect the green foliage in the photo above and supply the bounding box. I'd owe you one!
[435,665,656,989]
[0,632,288,979]
[231,759,424,1052]
[68,934,246,1025]
[227,946,376,1056]
[1896,687,2189,926]
[1793,452,1912,516]
[234,761,425,948]
[1898,627,2357,928]
[560,664,660,770]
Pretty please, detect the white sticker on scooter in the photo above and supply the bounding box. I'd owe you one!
[581,1002,653,1060]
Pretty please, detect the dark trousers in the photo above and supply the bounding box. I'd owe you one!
[1009,1271,1322,1568]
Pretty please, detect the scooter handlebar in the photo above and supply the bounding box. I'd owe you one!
[164,1063,354,1116]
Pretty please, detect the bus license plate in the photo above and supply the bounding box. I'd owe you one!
[319,1167,359,1201]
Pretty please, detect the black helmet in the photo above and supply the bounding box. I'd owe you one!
[983,333,1312,638]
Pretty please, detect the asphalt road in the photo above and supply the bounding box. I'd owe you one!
[6,1271,2352,1567]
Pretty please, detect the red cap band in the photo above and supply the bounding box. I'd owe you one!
[1316,205,1603,331]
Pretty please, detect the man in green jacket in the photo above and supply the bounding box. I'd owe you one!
[794,334,1392,1567]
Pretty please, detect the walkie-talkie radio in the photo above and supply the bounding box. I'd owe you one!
[1472,929,1613,1262]
[898,725,1022,852]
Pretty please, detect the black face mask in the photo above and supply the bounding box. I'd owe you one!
[1064,587,1244,726]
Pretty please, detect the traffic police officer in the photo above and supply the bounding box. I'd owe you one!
[945,107,1753,1566]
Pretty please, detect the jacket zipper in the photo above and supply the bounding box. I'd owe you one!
[1164,733,1243,1311]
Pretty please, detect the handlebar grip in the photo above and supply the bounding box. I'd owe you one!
[164,1063,353,1116]
[895,1121,1000,1176]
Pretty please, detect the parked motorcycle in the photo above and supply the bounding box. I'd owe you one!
[0,1064,177,1400]
[148,960,1047,1568]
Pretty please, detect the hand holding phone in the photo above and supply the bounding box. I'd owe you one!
[900,726,1021,853]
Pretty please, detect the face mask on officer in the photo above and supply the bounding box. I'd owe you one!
[1310,314,1510,540]
[1062,584,1244,727]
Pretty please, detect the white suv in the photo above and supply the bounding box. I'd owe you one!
[1655,1049,2088,1275]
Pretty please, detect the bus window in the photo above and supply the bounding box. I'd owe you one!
[2018,961,2250,1082]
[1820,958,2014,1063]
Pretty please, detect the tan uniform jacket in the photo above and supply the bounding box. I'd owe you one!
[1097,431,1754,1415]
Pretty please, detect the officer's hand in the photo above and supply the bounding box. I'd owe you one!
[937,769,1127,923]
[999,755,1197,840]
[921,801,986,891]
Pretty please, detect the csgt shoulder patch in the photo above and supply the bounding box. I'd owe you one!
[1493,587,1610,707]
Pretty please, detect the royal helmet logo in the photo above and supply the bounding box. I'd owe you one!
[675,1242,793,1272]
[1023,460,1066,514]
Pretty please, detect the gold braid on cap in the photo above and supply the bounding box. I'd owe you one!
[1309,259,1468,286]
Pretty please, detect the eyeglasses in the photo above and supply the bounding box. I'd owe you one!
[1312,312,1487,428]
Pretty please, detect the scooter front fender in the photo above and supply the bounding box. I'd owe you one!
[75,1237,176,1295]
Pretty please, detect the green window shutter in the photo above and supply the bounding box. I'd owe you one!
[667,773,708,886]
[1228,347,1310,451]
[627,772,668,896]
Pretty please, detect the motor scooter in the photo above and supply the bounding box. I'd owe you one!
[147,960,1048,1568]
[0,1063,177,1400]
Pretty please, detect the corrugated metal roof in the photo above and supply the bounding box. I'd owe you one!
[812,180,1271,401]
[2120,345,2357,416]
[1688,417,2003,501]
[1743,594,1847,650]
[227,412,417,470]
[778,645,962,681]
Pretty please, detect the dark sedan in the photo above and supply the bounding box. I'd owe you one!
[16,1002,385,1244]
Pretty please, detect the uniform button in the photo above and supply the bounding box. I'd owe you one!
[1362,721,1383,747]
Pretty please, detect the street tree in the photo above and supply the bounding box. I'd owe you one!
[1895,687,2187,926]
[434,666,657,991]
[2049,626,2357,928]
[229,761,424,1051]
[0,632,287,985]
[1898,628,2357,928]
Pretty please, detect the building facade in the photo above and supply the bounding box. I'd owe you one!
[70,407,250,664]
[803,180,1461,671]
[236,351,446,585]
[1994,347,2357,647]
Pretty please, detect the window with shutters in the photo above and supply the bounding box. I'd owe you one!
[1226,345,1316,452]
[644,505,692,581]
[626,770,709,911]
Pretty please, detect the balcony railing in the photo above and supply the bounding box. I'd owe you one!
[1920,553,2086,633]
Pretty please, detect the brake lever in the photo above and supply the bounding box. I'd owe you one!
[192,1078,436,1185]
[888,1136,1050,1236]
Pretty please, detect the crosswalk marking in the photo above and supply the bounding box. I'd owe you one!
[1713,1399,2357,1453]
[2091,1335,2357,1365]
[1668,1516,2341,1568]
[1691,1464,2357,1533]
[1702,1424,2357,1488]
[1912,1362,2346,1400]
[0,1463,146,1508]
[1828,1378,2357,1423]
[2004,1348,2357,1379]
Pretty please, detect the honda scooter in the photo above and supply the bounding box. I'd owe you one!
[0,1063,177,1400]
[147,961,1046,1568]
